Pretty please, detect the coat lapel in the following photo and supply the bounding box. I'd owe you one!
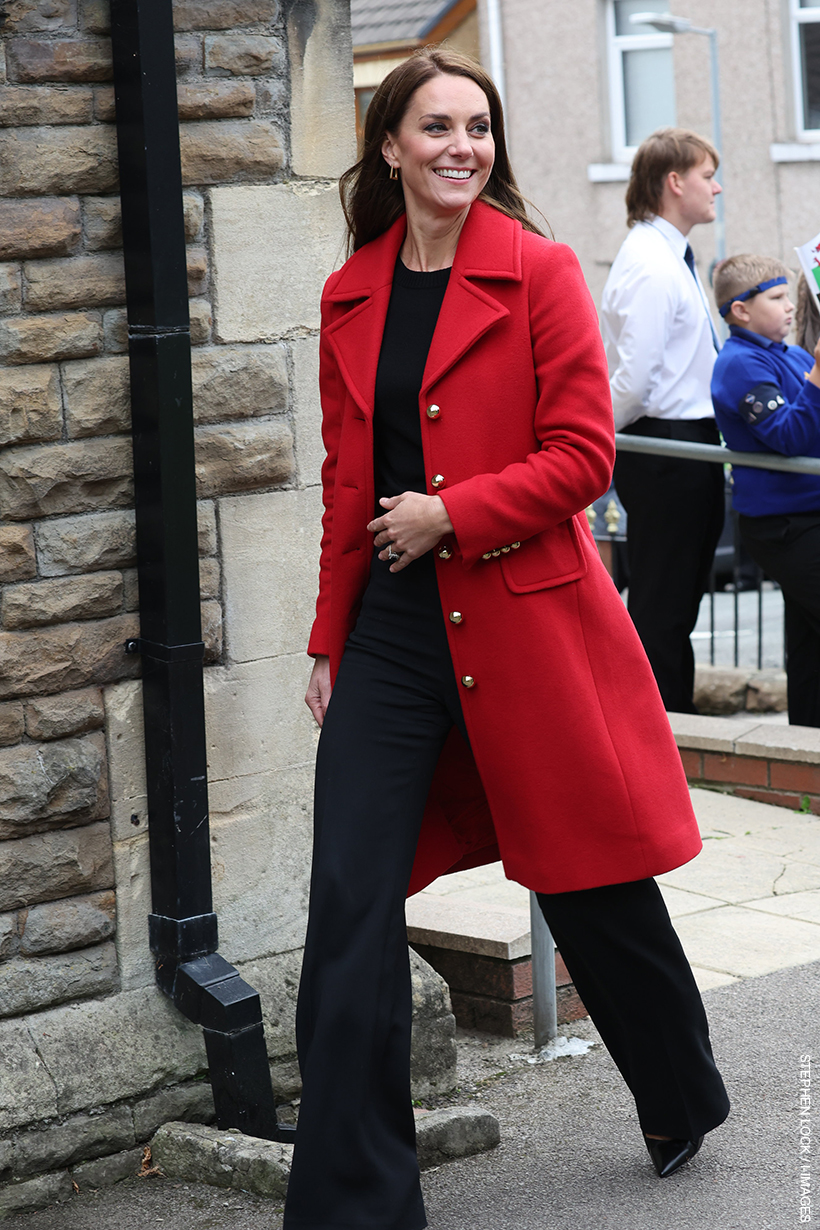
[324,201,523,414]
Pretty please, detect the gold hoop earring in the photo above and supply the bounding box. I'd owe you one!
[389,165,399,181]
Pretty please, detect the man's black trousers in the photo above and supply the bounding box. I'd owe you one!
[614,417,725,713]
[282,554,729,1230]
[739,511,820,726]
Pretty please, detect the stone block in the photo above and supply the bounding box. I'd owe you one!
[0,821,113,910]
[233,950,303,1057]
[0,363,61,447]
[1,572,123,629]
[178,81,255,120]
[0,612,139,700]
[82,195,121,250]
[207,764,313,963]
[0,731,108,839]
[191,344,287,424]
[0,913,18,960]
[19,889,115,956]
[24,251,126,312]
[410,948,458,1099]
[80,0,109,34]
[179,119,283,186]
[151,1122,292,1197]
[133,1080,215,1141]
[190,298,213,344]
[27,984,207,1113]
[0,435,132,520]
[197,501,217,555]
[0,1171,72,1216]
[104,679,146,846]
[220,488,322,661]
[0,197,80,261]
[0,942,118,1016]
[102,306,127,352]
[36,509,136,575]
[201,598,223,662]
[174,33,203,76]
[186,246,208,296]
[0,311,103,366]
[745,669,788,713]
[405,895,532,961]
[212,182,343,340]
[291,335,322,487]
[667,710,764,753]
[194,420,294,497]
[205,34,283,76]
[0,526,36,582]
[415,1105,500,1171]
[0,703,25,748]
[71,1147,143,1188]
[12,1104,132,1179]
[2,0,78,33]
[693,664,751,715]
[62,353,130,437]
[0,264,22,315]
[734,723,820,765]
[287,0,356,178]
[0,124,118,195]
[92,83,115,120]
[25,687,105,741]
[0,83,93,125]
[184,191,204,241]
[173,0,280,30]
[199,556,220,599]
[111,831,152,990]
[7,37,113,83]
[122,568,139,610]
[0,1019,59,1131]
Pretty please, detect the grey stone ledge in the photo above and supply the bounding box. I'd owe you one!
[405,894,531,961]
[415,1105,501,1170]
[668,711,820,764]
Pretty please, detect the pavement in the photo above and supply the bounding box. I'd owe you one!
[9,788,820,1229]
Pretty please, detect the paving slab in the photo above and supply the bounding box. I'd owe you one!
[674,904,820,978]
[742,887,820,925]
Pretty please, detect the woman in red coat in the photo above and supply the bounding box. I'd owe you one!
[284,48,729,1230]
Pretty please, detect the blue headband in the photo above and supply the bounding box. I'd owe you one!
[719,276,788,317]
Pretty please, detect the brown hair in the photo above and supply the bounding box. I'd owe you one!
[339,47,547,252]
[626,127,720,227]
[713,254,789,320]
[796,273,820,353]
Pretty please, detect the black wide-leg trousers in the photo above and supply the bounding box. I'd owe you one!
[614,417,725,714]
[282,555,729,1230]
[738,511,820,727]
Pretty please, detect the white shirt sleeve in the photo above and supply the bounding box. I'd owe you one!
[604,271,677,431]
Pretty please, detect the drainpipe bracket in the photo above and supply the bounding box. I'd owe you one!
[125,638,205,663]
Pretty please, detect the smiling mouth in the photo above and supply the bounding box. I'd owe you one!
[434,168,474,180]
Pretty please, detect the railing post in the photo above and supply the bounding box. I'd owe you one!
[529,891,557,1050]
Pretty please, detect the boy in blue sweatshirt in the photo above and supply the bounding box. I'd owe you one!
[711,254,820,725]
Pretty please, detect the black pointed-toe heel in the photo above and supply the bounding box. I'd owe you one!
[644,1134,704,1178]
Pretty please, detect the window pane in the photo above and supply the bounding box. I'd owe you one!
[801,23,820,129]
[623,47,676,146]
[615,0,663,36]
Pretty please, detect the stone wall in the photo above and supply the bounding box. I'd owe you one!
[0,0,376,1212]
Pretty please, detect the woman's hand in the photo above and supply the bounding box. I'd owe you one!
[367,493,454,572]
[305,655,332,726]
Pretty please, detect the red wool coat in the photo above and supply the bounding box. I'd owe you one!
[307,200,701,895]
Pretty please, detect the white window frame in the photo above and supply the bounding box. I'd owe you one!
[790,0,820,139]
[605,0,675,163]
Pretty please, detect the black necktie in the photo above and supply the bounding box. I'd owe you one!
[684,244,719,351]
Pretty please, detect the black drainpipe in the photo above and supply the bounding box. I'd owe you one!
[110,0,295,1144]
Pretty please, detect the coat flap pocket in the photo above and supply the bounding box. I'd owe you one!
[500,516,587,593]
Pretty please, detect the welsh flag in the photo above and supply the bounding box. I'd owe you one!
[795,229,820,309]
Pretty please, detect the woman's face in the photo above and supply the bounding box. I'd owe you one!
[382,75,495,222]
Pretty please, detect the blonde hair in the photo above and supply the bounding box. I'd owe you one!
[713,254,789,320]
[626,127,719,227]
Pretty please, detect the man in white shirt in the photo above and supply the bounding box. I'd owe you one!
[602,127,725,714]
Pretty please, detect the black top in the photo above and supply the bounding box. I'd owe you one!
[373,258,451,507]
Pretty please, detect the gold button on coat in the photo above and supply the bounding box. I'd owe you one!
[511,541,521,550]
[461,675,475,689]
[438,545,452,560]
[426,404,441,419]
[482,552,492,560]
[431,474,446,489]
[449,611,463,624]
